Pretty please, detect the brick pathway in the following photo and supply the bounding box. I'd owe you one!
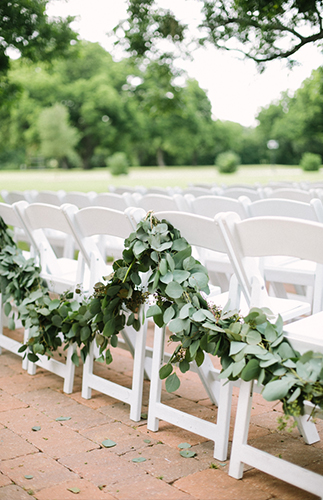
[0,326,322,500]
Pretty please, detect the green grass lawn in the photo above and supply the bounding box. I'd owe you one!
[0,165,323,193]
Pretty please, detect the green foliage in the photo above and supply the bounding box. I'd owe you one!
[215,151,240,174]
[300,152,322,172]
[0,0,77,108]
[116,1,323,67]
[38,103,80,168]
[18,289,95,365]
[2,212,323,419]
[0,216,44,329]
[106,152,129,176]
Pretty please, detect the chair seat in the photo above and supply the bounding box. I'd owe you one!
[284,311,323,353]
[207,288,311,322]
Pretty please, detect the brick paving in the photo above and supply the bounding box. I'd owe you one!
[0,326,322,500]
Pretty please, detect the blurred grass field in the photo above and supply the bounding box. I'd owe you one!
[0,165,323,193]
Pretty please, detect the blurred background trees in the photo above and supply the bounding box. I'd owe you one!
[1,38,323,169]
[1,0,323,169]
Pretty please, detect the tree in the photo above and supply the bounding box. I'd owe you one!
[115,1,323,69]
[38,103,80,168]
[0,0,77,108]
[0,0,77,74]
[255,68,323,164]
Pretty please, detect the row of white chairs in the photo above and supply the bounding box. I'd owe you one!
[0,200,323,496]
[5,183,323,206]
[3,189,323,312]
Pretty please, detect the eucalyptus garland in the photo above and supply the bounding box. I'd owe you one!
[2,213,323,419]
[0,217,44,329]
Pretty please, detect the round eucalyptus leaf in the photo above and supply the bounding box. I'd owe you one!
[178,442,191,449]
[165,372,180,393]
[165,281,183,299]
[180,449,196,458]
[102,439,117,448]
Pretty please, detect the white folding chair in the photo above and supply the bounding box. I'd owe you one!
[94,192,134,210]
[182,186,213,197]
[1,190,32,204]
[14,201,88,393]
[62,191,96,208]
[62,204,150,421]
[241,197,323,311]
[93,193,140,260]
[263,187,318,203]
[222,187,263,201]
[136,193,190,213]
[30,191,74,257]
[140,210,244,461]
[217,212,312,322]
[33,190,66,205]
[220,213,323,498]
[0,202,35,368]
[184,195,249,291]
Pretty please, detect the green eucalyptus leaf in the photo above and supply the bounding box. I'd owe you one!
[159,258,168,276]
[146,304,162,318]
[71,351,79,367]
[173,270,190,283]
[165,372,181,392]
[165,281,183,299]
[240,358,261,381]
[188,272,209,290]
[166,253,175,272]
[262,378,296,401]
[180,449,196,458]
[169,317,190,333]
[246,329,262,345]
[163,306,175,324]
[8,317,15,330]
[159,271,174,284]
[48,299,60,311]
[178,442,191,449]
[195,348,205,367]
[179,303,193,319]
[159,363,173,379]
[102,439,117,448]
[4,301,11,316]
[229,342,247,356]
[179,359,190,373]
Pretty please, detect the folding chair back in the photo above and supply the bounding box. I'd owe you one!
[12,201,85,392]
[221,212,323,498]
[94,192,134,210]
[62,204,149,421]
[62,191,96,208]
[0,202,34,367]
[187,195,248,219]
[218,212,315,319]
[137,193,189,213]
[144,210,237,461]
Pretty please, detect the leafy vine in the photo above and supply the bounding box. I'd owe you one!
[1,213,323,418]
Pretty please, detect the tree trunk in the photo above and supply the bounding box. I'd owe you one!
[157,147,165,167]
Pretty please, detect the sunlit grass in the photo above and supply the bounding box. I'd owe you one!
[0,164,322,193]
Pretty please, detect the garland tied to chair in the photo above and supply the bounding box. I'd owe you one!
[1,214,323,419]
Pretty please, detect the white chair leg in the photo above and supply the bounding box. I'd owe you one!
[62,343,76,394]
[82,340,94,399]
[129,319,148,422]
[295,413,320,445]
[229,379,254,479]
[147,325,165,432]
